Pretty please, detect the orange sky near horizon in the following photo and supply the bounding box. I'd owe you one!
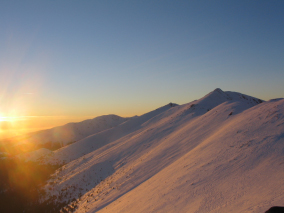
[0,116,87,139]
[0,104,157,140]
[0,113,128,140]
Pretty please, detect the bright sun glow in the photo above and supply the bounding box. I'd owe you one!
[0,113,13,122]
[0,114,28,139]
[0,116,17,122]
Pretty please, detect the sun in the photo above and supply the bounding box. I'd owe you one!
[0,114,20,125]
[0,115,26,139]
[0,114,9,122]
[0,115,13,122]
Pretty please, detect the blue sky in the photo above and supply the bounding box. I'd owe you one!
[0,0,283,128]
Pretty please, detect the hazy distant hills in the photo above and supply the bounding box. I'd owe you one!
[25,88,284,212]
[17,114,129,150]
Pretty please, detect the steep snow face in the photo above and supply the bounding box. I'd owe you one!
[74,100,282,213]
[39,89,284,213]
[92,99,283,213]
[17,114,129,148]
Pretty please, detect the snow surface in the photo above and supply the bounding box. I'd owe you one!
[38,89,284,213]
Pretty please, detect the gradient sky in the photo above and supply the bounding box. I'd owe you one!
[0,0,284,136]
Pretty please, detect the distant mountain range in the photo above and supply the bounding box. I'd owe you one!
[22,88,284,212]
[8,114,127,154]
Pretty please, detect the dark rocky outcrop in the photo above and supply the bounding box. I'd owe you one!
[265,206,284,213]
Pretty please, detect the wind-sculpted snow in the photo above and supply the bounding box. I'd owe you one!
[40,89,284,213]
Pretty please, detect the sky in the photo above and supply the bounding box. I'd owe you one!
[0,0,283,138]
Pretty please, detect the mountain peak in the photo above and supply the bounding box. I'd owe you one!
[213,88,223,93]
[168,102,178,107]
[210,88,229,96]
[195,88,263,114]
[202,88,228,100]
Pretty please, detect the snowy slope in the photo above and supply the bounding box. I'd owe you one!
[17,114,128,148]
[42,89,284,213]
[91,99,284,213]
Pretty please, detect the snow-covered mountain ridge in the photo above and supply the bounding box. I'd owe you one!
[37,89,283,213]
